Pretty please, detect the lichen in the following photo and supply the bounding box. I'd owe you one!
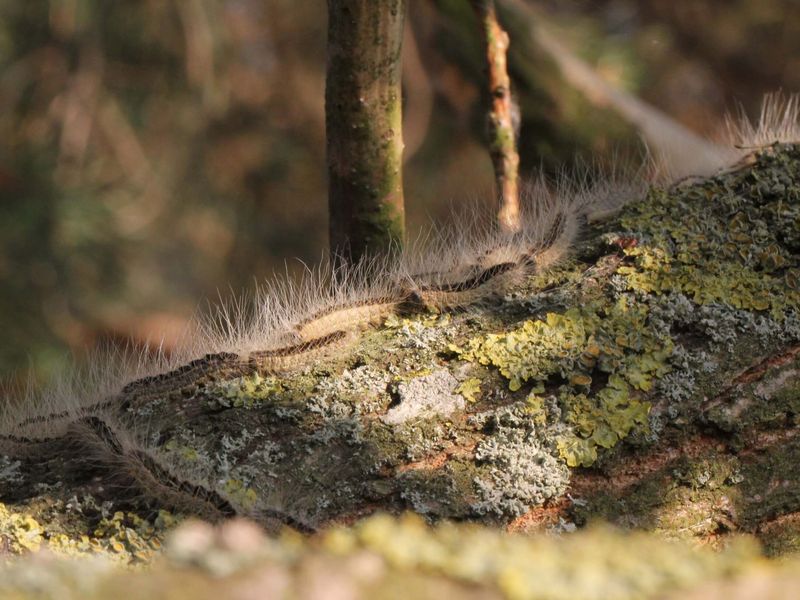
[454,296,671,466]
[4,512,793,600]
[470,406,569,516]
[456,377,482,403]
[321,513,765,600]
[5,146,800,562]
[616,146,800,318]
[449,145,800,474]
[0,455,22,484]
[222,479,259,511]
[212,372,282,409]
[0,502,173,564]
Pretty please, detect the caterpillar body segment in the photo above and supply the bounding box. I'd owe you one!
[119,352,241,396]
[726,93,800,153]
[75,415,239,523]
[409,261,527,310]
[294,298,406,342]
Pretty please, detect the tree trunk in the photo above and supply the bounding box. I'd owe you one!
[326,0,407,263]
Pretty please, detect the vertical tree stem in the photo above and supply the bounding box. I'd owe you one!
[471,0,521,233]
[326,0,407,263]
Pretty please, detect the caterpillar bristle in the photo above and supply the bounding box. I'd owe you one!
[727,92,800,151]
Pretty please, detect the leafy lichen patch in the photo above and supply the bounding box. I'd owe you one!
[616,146,800,316]
[0,501,174,564]
[454,296,671,467]
[214,373,283,409]
[470,406,569,517]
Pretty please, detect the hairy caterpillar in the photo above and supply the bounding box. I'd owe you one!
[1,93,798,532]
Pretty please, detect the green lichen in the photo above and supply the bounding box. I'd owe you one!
[223,479,259,511]
[163,439,200,461]
[456,377,482,403]
[91,511,170,561]
[455,309,590,392]
[0,504,44,553]
[451,146,800,473]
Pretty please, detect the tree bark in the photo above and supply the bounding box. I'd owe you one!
[4,146,800,557]
[326,0,407,263]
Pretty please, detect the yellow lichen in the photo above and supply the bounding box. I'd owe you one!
[223,479,258,510]
[456,378,483,403]
[617,159,800,318]
[0,504,44,553]
[216,372,282,408]
[0,502,174,564]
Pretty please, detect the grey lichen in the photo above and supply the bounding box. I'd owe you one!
[470,405,569,518]
[0,455,22,484]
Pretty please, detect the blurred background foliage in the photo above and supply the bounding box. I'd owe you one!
[0,0,798,381]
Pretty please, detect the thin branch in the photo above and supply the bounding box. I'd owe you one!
[471,0,521,233]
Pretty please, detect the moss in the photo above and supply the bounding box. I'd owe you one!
[737,436,800,532]
[758,515,800,557]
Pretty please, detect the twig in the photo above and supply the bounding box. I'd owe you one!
[471,0,521,233]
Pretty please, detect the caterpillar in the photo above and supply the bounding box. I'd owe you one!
[1,93,798,533]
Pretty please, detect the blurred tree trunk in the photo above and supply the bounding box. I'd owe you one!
[326,0,407,264]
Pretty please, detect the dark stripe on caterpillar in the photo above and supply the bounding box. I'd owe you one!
[415,261,518,294]
[249,330,350,360]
